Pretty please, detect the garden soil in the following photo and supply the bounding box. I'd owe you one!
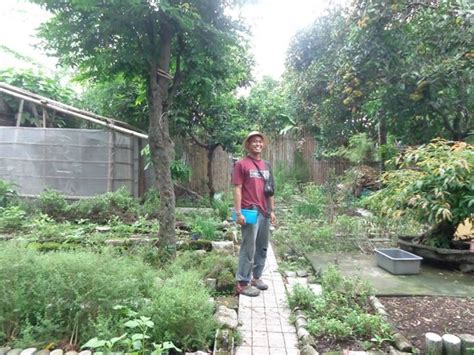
[306,252,474,352]
[378,295,474,353]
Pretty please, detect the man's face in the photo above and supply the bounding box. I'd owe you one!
[247,135,264,154]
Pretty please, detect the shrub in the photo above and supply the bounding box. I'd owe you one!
[0,244,157,348]
[325,133,378,164]
[69,196,109,221]
[105,187,138,213]
[367,139,474,246]
[168,251,237,294]
[0,180,19,208]
[69,187,139,223]
[294,184,327,218]
[139,188,160,217]
[273,162,299,201]
[0,206,26,232]
[288,267,391,347]
[148,271,217,351]
[211,192,232,220]
[36,189,68,219]
[190,215,220,240]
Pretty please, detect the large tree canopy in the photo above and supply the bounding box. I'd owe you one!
[285,0,473,153]
[32,0,250,259]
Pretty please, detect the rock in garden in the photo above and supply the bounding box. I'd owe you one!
[388,347,412,355]
[296,326,309,340]
[64,352,79,355]
[0,347,11,355]
[215,305,238,329]
[95,226,111,232]
[34,351,50,355]
[104,239,125,246]
[78,351,92,355]
[176,207,214,217]
[296,270,309,277]
[287,277,308,291]
[211,241,234,254]
[205,278,217,289]
[129,237,151,244]
[194,249,207,256]
[49,350,64,355]
[19,350,36,355]
[295,316,308,328]
[185,351,209,355]
[393,332,413,352]
[299,344,319,355]
[6,349,22,355]
[300,333,316,347]
[442,334,461,355]
[308,284,322,296]
[284,271,296,277]
[459,334,474,354]
[214,329,232,353]
[223,230,238,242]
[355,208,373,217]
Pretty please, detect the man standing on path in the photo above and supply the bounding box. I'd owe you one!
[232,131,277,297]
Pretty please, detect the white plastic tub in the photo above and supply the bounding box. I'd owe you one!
[375,248,423,275]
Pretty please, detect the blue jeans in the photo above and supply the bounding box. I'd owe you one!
[236,212,270,283]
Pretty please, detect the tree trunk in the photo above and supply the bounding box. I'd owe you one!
[207,144,217,203]
[422,221,457,247]
[378,113,387,171]
[147,18,176,259]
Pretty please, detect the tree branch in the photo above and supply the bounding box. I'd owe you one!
[189,131,208,149]
[429,103,457,137]
[167,34,185,105]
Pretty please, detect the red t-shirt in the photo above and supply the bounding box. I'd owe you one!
[232,156,270,214]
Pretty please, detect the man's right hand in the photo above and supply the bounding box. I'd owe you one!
[236,214,246,225]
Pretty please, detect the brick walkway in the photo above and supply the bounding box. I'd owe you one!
[235,244,299,355]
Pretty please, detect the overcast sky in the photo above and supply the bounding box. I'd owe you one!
[0,0,344,79]
[238,0,344,78]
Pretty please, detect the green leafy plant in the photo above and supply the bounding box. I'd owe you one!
[288,267,392,350]
[82,306,180,355]
[36,189,68,220]
[0,180,18,208]
[273,162,299,201]
[68,188,139,223]
[0,68,77,128]
[294,184,327,218]
[367,139,474,246]
[149,271,217,351]
[211,192,232,220]
[324,133,378,164]
[190,215,220,240]
[140,188,160,217]
[0,206,26,232]
[0,244,158,348]
[141,146,191,183]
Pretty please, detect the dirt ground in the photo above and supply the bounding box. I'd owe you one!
[378,296,474,353]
